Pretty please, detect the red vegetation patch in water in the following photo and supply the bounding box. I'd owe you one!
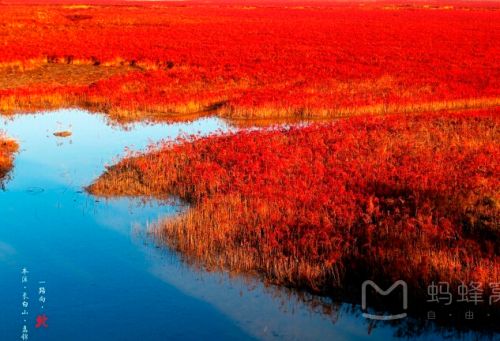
[89,110,500,295]
[0,135,18,180]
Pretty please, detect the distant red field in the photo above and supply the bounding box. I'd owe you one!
[0,1,498,121]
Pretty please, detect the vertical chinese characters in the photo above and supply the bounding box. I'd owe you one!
[21,268,29,341]
[35,281,48,329]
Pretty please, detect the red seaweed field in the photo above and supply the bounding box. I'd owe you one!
[89,110,499,297]
[0,2,498,122]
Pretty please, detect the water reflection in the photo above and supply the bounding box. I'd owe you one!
[0,110,254,340]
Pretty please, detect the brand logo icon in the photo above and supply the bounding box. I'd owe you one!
[362,280,408,320]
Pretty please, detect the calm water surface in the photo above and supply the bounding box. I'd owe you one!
[0,109,488,340]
